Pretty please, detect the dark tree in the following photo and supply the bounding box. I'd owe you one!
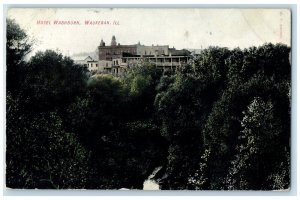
[6,19,32,94]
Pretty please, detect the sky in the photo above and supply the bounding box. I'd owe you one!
[7,8,291,57]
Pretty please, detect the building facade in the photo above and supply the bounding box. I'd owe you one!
[73,55,93,67]
[73,55,99,73]
[73,36,192,76]
[98,36,137,61]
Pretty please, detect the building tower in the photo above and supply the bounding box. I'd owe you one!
[100,39,105,47]
[111,35,117,46]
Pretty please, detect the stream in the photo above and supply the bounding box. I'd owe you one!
[142,166,162,190]
[118,166,162,190]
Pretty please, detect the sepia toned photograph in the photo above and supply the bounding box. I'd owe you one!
[5,7,291,190]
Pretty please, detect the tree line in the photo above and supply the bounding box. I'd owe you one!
[6,19,291,190]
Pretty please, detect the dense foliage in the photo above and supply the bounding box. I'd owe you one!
[6,19,291,190]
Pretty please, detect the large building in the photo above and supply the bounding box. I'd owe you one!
[73,36,192,76]
[97,36,191,76]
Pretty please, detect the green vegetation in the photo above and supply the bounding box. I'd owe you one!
[6,19,291,190]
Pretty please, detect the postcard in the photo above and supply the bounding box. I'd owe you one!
[5,7,291,191]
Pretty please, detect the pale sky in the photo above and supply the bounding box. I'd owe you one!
[7,8,291,56]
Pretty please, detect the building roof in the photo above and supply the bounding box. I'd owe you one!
[169,49,191,56]
[72,55,98,61]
